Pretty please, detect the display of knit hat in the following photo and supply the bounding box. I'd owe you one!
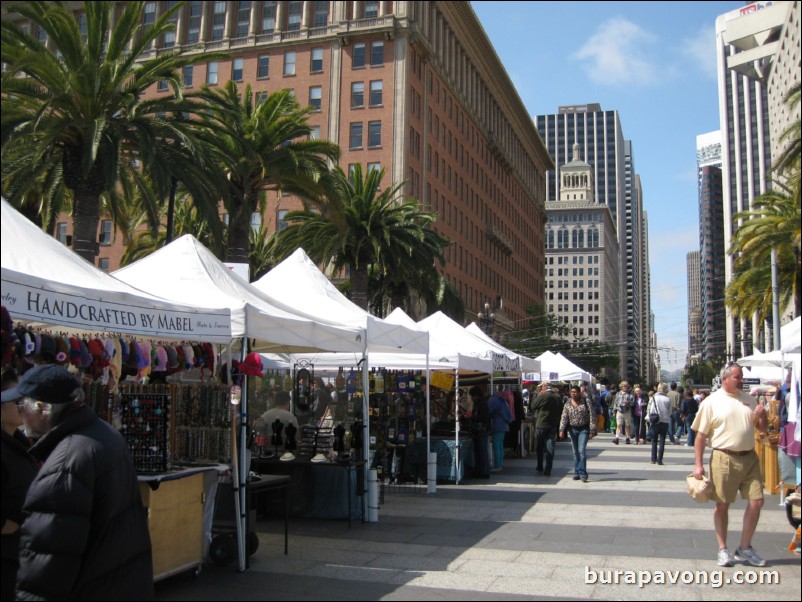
[239,353,264,378]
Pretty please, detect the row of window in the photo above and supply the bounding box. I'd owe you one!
[549,292,601,301]
[546,228,600,249]
[349,121,382,149]
[546,255,600,265]
[549,267,600,277]
[548,280,601,289]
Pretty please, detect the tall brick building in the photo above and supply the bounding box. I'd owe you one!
[39,1,553,330]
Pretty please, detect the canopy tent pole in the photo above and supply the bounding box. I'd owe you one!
[235,339,248,572]
[454,370,460,485]
[426,353,434,493]
[362,354,370,521]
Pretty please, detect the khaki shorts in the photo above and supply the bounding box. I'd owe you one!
[615,411,631,431]
[709,449,763,504]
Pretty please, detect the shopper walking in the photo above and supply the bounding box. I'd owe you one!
[4,365,153,600]
[647,383,672,465]
[691,363,768,568]
[612,381,635,444]
[681,388,699,447]
[531,382,563,476]
[559,386,597,482]
[489,389,512,472]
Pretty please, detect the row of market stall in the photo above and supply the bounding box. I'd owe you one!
[3,198,597,573]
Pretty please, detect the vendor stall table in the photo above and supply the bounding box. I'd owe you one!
[251,457,364,527]
[138,466,221,581]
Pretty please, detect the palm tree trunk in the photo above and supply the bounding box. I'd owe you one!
[226,209,251,267]
[71,188,101,264]
[350,262,369,310]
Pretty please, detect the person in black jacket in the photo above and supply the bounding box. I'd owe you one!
[531,382,564,476]
[2,364,153,601]
[1,368,38,602]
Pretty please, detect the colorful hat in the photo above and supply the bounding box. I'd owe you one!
[239,353,264,378]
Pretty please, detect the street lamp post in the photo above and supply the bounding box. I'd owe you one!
[477,302,495,335]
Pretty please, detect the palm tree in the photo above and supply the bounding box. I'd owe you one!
[272,164,449,311]
[1,1,224,262]
[192,82,340,268]
[726,181,801,320]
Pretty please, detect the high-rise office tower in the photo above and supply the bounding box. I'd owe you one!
[715,2,791,356]
[696,131,726,363]
[687,250,702,362]
[536,104,649,379]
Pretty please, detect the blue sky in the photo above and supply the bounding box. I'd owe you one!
[471,1,740,373]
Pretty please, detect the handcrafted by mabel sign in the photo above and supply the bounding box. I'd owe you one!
[2,285,230,340]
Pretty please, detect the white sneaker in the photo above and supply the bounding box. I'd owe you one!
[734,546,766,567]
[717,548,734,567]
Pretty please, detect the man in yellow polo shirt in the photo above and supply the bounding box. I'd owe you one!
[691,363,768,568]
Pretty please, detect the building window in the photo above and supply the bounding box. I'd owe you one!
[311,48,323,72]
[236,1,251,38]
[142,2,156,50]
[277,209,290,231]
[157,79,168,92]
[371,41,384,66]
[309,86,322,111]
[364,1,380,18]
[232,58,244,81]
[313,1,329,27]
[99,220,113,245]
[207,62,219,84]
[369,80,382,106]
[257,55,270,78]
[351,82,364,108]
[353,43,366,68]
[368,121,381,147]
[250,211,262,232]
[309,126,320,140]
[256,91,268,105]
[367,162,381,174]
[56,223,68,245]
[211,1,226,41]
[187,1,202,44]
[98,258,110,272]
[287,1,302,30]
[349,123,363,149]
[262,1,277,33]
[78,13,88,43]
[284,51,296,75]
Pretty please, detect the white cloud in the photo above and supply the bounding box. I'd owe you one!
[681,25,717,80]
[572,18,659,86]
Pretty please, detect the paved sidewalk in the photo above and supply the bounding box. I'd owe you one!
[155,432,801,600]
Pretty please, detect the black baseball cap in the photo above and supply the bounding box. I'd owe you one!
[1,364,80,404]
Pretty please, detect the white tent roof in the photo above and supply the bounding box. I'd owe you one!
[251,248,428,354]
[737,349,794,370]
[781,317,800,353]
[464,322,539,372]
[290,308,489,373]
[416,311,493,373]
[1,199,232,342]
[114,235,364,353]
[523,350,592,382]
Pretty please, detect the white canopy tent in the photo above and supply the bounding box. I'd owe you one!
[114,234,366,570]
[251,248,428,354]
[114,235,365,353]
[523,350,592,383]
[1,199,232,342]
[781,317,800,354]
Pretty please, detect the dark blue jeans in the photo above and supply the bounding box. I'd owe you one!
[651,422,668,463]
[684,413,697,446]
[536,427,558,474]
[569,427,590,479]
